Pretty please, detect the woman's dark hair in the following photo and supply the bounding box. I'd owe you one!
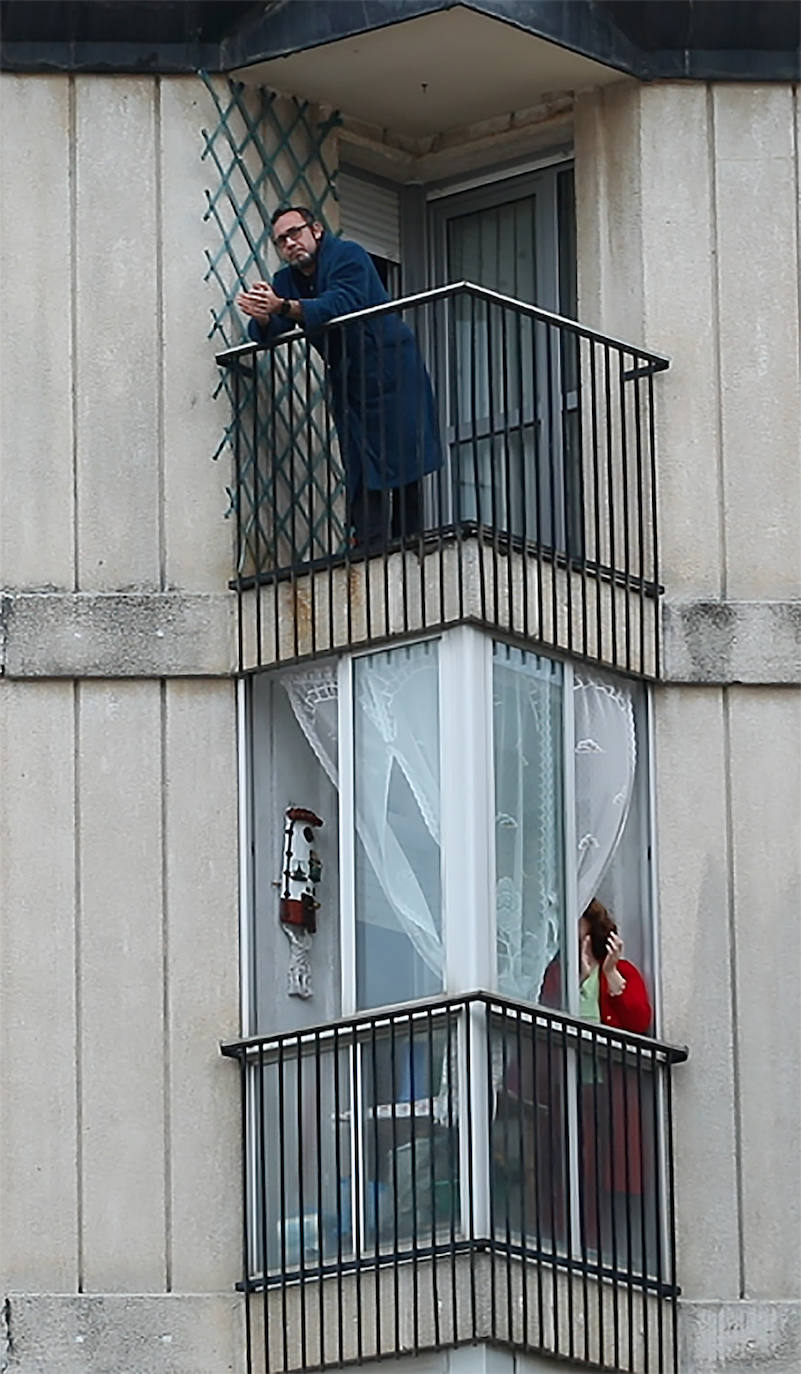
[582,898,618,963]
[270,205,317,228]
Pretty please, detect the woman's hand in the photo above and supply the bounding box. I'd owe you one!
[602,932,627,996]
[579,932,594,984]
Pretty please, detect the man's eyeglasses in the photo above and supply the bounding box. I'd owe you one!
[274,224,311,249]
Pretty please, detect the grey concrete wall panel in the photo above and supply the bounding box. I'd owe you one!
[75,77,160,592]
[160,77,234,594]
[653,688,740,1299]
[0,75,74,590]
[728,687,801,1298]
[0,682,77,1290]
[638,84,724,599]
[78,681,166,1289]
[1,1292,245,1374]
[164,680,241,1290]
[713,86,801,601]
[662,600,801,684]
[1,591,236,678]
[679,1299,801,1374]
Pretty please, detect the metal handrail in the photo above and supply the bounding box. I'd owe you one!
[215,279,672,369]
[220,986,689,1065]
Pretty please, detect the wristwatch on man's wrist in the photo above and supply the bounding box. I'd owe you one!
[278,298,293,318]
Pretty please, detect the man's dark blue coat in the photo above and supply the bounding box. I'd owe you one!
[248,234,442,496]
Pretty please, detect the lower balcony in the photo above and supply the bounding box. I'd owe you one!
[221,991,687,1374]
[215,284,669,680]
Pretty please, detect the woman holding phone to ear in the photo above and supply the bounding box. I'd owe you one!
[578,897,652,1034]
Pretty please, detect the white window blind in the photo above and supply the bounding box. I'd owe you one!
[338,170,400,263]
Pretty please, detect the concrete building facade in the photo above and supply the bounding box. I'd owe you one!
[1,3,799,1372]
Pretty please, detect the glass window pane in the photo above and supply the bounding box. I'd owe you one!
[492,643,565,1006]
[354,640,443,1009]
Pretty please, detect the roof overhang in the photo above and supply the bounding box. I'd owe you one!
[235,7,624,139]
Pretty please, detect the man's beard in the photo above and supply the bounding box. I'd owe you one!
[291,244,319,271]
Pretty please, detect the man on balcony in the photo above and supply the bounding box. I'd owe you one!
[238,206,443,551]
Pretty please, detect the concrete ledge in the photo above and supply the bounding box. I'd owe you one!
[662,600,801,684]
[0,592,237,678]
[679,1300,801,1373]
[2,1293,245,1374]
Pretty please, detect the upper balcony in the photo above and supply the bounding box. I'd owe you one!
[216,283,669,678]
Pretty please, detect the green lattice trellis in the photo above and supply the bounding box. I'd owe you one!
[201,73,348,573]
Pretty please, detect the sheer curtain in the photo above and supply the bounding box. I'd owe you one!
[573,672,636,915]
[493,647,564,1004]
[282,651,637,1010]
[283,645,443,983]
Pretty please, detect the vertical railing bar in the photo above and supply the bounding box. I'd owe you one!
[633,367,646,675]
[666,1067,679,1374]
[545,324,558,654]
[332,1026,345,1367]
[288,342,300,663]
[240,1055,254,1374]
[352,1035,364,1363]
[497,306,512,633]
[390,322,401,641]
[470,294,488,622]
[591,1031,603,1365]
[533,319,545,647]
[232,365,245,672]
[415,311,427,639]
[486,299,500,628]
[359,321,373,648]
[342,332,354,652]
[446,1006,458,1343]
[560,1018,575,1360]
[589,344,602,665]
[464,1001,477,1338]
[314,1032,325,1366]
[370,1018,382,1357]
[576,1035,590,1366]
[651,1049,666,1374]
[648,371,661,677]
[603,344,618,667]
[603,1033,619,1371]
[390,1016,401,1352]
[545,999,560,1355]
[515,306,530,642]
[427,1007,441,1346]
[618,350,633,672]
[277,1037,289,1372]
[635,1046,650,1372]
[448,297,465,623]
[621,1038,634,1372]
[304,344,317,659]
[560,325,575,661]
[268,350,280,669]
[322,351,336,654]
[257,1046,270,1374]
[251,354,264,667]
[485,1001,497,1341]
[296,1036,307,1369]
[432,298,447,628]
[514,1007,529,1349]
[502,1007,513,1344]
[530,1012,544,1348]
[575,333,589,660]
[412,1015,423,1355]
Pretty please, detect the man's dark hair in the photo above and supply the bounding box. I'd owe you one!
[270,205,317,229]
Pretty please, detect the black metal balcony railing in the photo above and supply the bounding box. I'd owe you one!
[215,284,670,679]
[221,991,688,1374]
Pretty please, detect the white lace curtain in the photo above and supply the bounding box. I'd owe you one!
[283,645,442,978]
[282,656,636,999]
